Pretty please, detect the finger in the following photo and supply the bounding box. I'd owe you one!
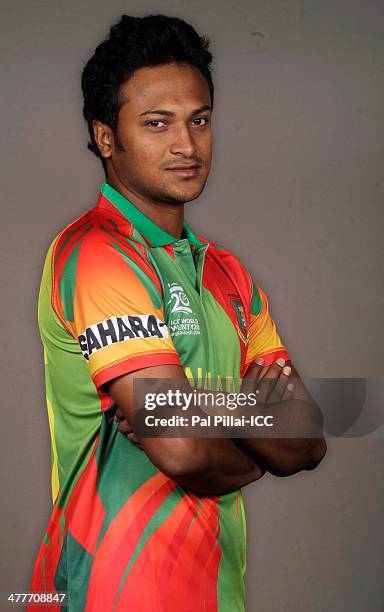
[126,432,140,444]
[281,382,295,401]
[241,357,264,393]
[250,356,265,374]
[126,433,144,450]
[256,358,287,403]
[114,408,125,422]
[117,419,133,435]
[268,365,292,403]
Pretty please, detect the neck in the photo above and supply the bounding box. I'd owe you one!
[106,172,185,241]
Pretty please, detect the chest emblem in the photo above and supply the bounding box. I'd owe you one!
[231,299,247,332]
[231,299,249,344]
[166,282,201,338]
[167,282,193,314]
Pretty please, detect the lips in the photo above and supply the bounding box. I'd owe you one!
[165,165,201,178]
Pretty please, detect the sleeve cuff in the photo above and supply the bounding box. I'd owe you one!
[93,351,183,392]
[245,348,290,372]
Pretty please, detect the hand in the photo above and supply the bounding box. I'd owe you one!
[242,357,295,403]
[113,406,143,448]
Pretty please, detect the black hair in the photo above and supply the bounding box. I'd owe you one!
[81,14,214,171]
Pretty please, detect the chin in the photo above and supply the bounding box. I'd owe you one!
[168,183,207,204]
[152,188,201,205]
[177,190,203,203]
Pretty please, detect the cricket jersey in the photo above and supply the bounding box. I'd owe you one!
[28,182,289,611]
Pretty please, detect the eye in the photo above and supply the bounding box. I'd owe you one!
[146,120,167,128]
[192,117,210,126]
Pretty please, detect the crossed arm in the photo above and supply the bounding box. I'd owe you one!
[107,357,327,496]
[235,358,327,477]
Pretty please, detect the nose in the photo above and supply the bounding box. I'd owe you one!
[169,123,197,158]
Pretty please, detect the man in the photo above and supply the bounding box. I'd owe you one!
[29,14,326,611]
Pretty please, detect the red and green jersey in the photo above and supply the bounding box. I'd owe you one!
[28,183,289,611]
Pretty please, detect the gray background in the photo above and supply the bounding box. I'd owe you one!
[1,1,383,610]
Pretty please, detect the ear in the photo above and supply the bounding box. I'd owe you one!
[92,121,113,159]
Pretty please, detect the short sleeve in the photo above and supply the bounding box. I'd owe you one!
[52,231,182,391]
[245,275,290,370]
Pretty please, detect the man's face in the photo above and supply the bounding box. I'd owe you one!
[102,61,212,205]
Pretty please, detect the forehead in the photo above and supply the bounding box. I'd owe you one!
[119,62,211,112]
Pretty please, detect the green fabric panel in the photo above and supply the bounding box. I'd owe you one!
[197,286,242,386]
[59,243,80,323]
[111,240,162,310]
[250,278,263,315]
[39,240,103,512]
[42,328,101,511]
[217,491,246,612]
[53,535,67,593]
[173,240,197,286]
[44,380,100,513]
[58,530,94,610]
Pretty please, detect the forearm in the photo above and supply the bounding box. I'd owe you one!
[118,372,323,488]
[233,434,327,477]
[132,385,266,494]
[188,384,325,477]
[231,398,326,476]
[168,437,265,495]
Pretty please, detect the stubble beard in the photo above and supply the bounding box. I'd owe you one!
[150,173,209,206]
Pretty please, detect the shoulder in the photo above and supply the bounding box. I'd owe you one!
[50,205,150,283]
[203,235,247,269]
[46,206,160,328]
[203,236,253,289]
[202,237,264,315]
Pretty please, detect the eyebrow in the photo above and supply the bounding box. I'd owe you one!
[139,104,211,117]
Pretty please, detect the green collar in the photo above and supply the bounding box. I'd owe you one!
[101,182,203,247]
